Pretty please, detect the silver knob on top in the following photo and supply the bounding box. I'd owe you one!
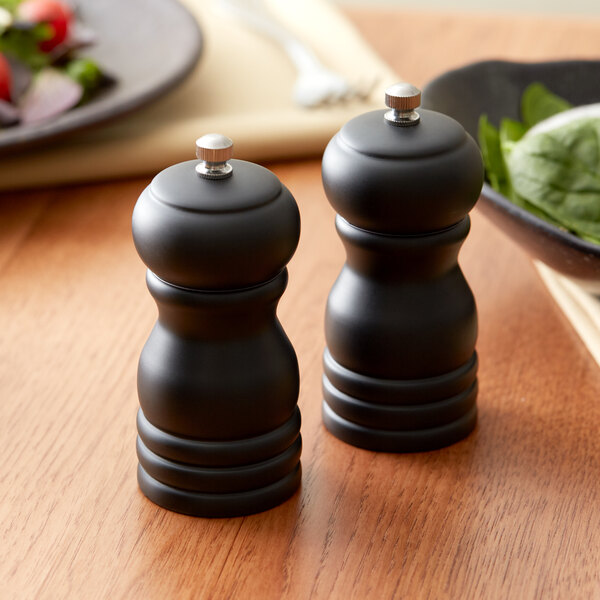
[195,133,234,179]
[384,82,421,127]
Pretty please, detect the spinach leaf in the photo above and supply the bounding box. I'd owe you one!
[506,118,600,243]
[499,118,526,147]
[478,116,526,201]
[521,82,572,129]
[478,115,510,196]
[498,118,526,198]
[477,82,600,241]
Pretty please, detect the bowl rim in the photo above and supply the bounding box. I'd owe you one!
[481,182,600,257]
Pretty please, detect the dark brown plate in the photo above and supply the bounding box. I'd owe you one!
[423,60,600,286]
[0,0,202,153]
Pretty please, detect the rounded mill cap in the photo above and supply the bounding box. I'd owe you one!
[132,136,300,290]
[321,85,484,234]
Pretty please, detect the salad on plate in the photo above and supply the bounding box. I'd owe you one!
[0,0,112,128]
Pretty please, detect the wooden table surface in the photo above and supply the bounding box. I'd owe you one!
[2,8,600,600]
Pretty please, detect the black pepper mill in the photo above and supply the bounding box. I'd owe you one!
[132,134,301,517]
[321,84,484,452]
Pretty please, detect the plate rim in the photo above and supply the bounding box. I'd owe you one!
[0,0,203,153]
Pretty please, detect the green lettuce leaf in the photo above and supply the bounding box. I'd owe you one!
[499,117,526,147]
[521,82,572,129]
[0,23,52,70]
[478,114,510,196]
[505,117,600,243]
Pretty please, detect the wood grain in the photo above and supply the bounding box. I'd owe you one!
[2,9,600,600]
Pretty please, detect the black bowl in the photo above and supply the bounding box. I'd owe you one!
[423,60,600,288]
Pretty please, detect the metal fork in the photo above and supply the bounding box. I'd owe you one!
[218,0,373,108]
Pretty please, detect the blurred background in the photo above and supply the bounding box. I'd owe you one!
[335,0,600,15]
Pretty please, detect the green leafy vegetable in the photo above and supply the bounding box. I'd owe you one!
[521,82,572,129]
[0,23,51,69]
[0,0,21,13]
[499,118,526,147]
[0,1,112,128]
[506,118,600,242]
[479,82,600,244]
[65,57,103,101]
[478,115,509,196]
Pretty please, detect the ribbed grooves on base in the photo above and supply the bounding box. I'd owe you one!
[322,350,478,452]
[136,409,302,517]
[136,435,302,494]
[138,462,301,518]
[137,407,301,466]
[322,401,476,453]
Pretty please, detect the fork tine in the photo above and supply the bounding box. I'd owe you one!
[220,0,370,109]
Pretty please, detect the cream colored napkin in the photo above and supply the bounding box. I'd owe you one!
[535,261,600,365]
[0,0,398,191]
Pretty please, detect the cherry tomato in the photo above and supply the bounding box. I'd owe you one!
[0,53,11,102]
[18,0,73,52]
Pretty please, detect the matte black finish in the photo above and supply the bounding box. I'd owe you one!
[322,107,483,452]
[133,160,300,290]
[324,109,483,234]
[132,158,301,517]
[423,60,600,285]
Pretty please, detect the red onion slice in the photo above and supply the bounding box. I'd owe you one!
[19,67,83,124]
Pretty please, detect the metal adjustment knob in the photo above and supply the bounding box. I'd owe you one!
[195,133,234,179]
[384,82,421,127]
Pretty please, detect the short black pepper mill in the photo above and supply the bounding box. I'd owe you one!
[321,83,484,452]
[132,134,301,517]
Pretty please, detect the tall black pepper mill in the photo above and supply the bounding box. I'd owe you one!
[132,134,301,517]
[321,83,484,452]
